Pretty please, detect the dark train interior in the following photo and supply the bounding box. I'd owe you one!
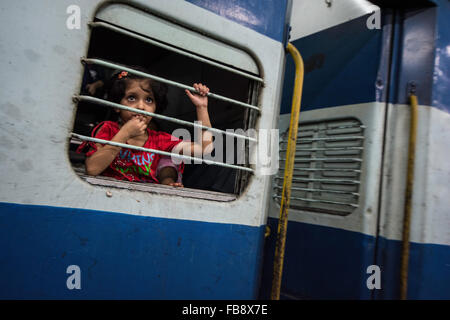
[69,21,260,194]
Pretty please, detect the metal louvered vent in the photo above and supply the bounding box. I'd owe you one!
[273,118,365,216]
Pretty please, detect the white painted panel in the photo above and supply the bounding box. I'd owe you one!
[379,104,450,246]
[96,3,259,75]
[0,0,285,228]
[270,102,450,245]
[268,102,387,237]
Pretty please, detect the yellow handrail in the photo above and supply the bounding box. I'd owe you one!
[400,94,418,300]
[271,43,304,300]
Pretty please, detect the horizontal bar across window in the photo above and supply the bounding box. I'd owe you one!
[89,21,264,84]
[295,124,366,131]
[279,157,363,162]
[279,147,364,152]
[74,95,257,143]
[273,185,360,196]
[81,58,261,112]
[71,133,254,173]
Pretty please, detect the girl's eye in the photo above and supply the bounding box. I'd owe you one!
[127,95,135,101]
[146,97,154,103]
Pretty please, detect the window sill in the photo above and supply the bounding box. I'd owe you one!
[77,173,237,202]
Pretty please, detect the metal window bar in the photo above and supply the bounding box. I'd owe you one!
[73,95,257,143]
[279,136,365,143]
[273,185,359,196]
[274,119,364,215]
[279,157,363,162]
[89,21,264,84]
[274,177,360,184]
[81,58,261,112]
[71,133,254,173]
[296,124,364,130]
[272,195,359,207]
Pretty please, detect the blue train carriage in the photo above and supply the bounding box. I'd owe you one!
[261,0,450,299]
[0,0,292,298]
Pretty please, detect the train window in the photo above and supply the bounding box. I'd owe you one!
[69,3,262,200]
[273,118,365,215]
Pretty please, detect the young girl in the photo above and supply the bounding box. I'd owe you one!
[78,70,213,186]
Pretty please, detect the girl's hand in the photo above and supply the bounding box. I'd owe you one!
[168,182,184,188]
[185,83,209,109]
[121,115,147,139]
[160,176,184,188]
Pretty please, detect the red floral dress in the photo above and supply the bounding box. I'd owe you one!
[77,121,183,183]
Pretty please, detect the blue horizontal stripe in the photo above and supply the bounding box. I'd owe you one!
[260,218,450,299]
[280,14,383,114]
[282,8,449,114]
[0,202,263,299]
[260,218,375,299]
[374,236,450,300]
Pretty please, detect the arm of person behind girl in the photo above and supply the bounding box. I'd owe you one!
[172,128,213,157]
[85,142,123,176]
[157,166,182,187]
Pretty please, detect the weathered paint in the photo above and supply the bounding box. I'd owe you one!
[0,202,264,299]
[0,0,289,299]
[262,0,450,300]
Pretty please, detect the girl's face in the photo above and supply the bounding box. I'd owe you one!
[118,79,156,125]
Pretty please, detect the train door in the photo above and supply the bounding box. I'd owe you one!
[261,0,387,299]
[261,0,448,300]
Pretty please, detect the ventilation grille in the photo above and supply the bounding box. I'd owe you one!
[273,118,365,216]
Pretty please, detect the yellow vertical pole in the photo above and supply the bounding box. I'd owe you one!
[400,94,418,300]
[271,43,304,300]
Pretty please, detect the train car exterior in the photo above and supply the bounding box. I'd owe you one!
[1,0,448,301]
[0,0,291,299]
[261,0,450,299]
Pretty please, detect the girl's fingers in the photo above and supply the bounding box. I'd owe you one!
[193,83,209,96]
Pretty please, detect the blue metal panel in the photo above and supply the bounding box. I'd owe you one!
[389,7,437,107]
[373,237,450,299]
[281,4,448,113]
[0,202,264,299]
[280,14,383,114]
[375,9,395,104]
[185,0,290,43]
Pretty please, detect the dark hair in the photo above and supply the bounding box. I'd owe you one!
[107,67,168,113]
